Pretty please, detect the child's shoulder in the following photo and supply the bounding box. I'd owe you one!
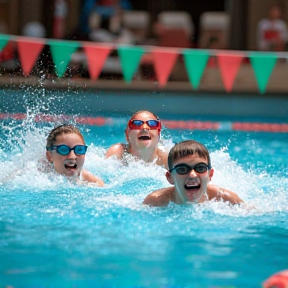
[207,184,243,205]
[105,143,127,158]
[143,186,174,207]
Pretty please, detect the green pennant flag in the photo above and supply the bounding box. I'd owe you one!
[249,53,277,94]
[118,46,145,83]
[0,34,10,52]
[48,40,80,77]
[183,49,210,89]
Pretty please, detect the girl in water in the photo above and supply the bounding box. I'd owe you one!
[105,110,168,168]
[45,124,104,186]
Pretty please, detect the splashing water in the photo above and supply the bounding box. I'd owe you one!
[0,90,287,288]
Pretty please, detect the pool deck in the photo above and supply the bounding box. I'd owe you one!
[0,62,288,121]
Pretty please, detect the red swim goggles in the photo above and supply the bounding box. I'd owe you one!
[128,119,162,132]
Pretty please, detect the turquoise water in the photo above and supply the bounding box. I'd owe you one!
[0,97,288,287]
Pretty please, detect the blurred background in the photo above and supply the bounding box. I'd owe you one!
[1,0,287,50]
[0,0,288,94]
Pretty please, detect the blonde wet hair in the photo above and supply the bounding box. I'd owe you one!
[46,124,84,148]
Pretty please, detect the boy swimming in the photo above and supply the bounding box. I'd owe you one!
[143,140,243,206]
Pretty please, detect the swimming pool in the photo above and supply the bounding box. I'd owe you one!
[0,87,287,288]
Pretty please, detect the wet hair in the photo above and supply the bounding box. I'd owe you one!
[129,110,160,121]
[167,140,211,170]
[46,124,84,148]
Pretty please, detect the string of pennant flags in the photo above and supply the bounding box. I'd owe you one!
[0,34,287,94]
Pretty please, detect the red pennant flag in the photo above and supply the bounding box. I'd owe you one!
[17,37,45,76]
[151,48,179,87]
[83,43,113,80]
[217,52,244,92]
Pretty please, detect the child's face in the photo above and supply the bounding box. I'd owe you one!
[166,154,214,204]
[46,132,86,177]
[125,111,160,151]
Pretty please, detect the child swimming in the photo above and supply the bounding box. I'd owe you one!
[45,124,104,186]
[143,140,243,206]
[105,110,168,168]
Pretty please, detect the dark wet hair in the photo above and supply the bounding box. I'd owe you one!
[167,140,211,170]
[46,124,84,148]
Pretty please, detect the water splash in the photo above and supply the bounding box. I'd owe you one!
[1,111,287,288]
[1,85,287,220]
[1,116,287,217]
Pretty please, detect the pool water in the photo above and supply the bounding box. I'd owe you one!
[0,107,287,288]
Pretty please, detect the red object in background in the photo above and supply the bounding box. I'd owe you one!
[217,53,244,93]
[151,48,179,87]
[158,28,191,48]
[98,0,118,5]
[83,44,113,80]
[264,29,280,40]
[0,41,14,62]
[263,270,288,288]
[17,38,45,76]
[53,0,67,39]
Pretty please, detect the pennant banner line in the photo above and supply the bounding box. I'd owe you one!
[2,33,288,56]
[0,33,288,93]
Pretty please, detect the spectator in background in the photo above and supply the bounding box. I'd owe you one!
[53,0,68,39]
[80,0,134,44]
[257,3,288,51]
[80,0,131,35]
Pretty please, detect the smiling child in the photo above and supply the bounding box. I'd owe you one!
[143,140,243,206]
[45,124,104,186]
[105,110,168,168]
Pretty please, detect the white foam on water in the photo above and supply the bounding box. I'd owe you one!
[0,112,287,218]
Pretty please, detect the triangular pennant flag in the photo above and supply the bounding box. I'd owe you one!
[83,43,113,80]
[249,53,277,94]
[118,46,145,83]
[0,34,10,52]
[48,40,80,77]
[217,52,244,93]
[17,38,45,76]
[151,48,179,87]
[183,49,210,89]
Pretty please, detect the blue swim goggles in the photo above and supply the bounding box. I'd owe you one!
[46,145,88,156]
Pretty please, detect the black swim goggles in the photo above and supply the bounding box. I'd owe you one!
[46,145,88,156]
[128,119,161,131]
[169,162,211,175]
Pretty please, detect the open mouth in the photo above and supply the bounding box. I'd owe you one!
[184,184,201,191]
[64,163,77,171]
[184,184,201,202]
[138,135,151,141]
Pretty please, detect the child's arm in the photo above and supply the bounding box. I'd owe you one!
[82,169,104,186]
